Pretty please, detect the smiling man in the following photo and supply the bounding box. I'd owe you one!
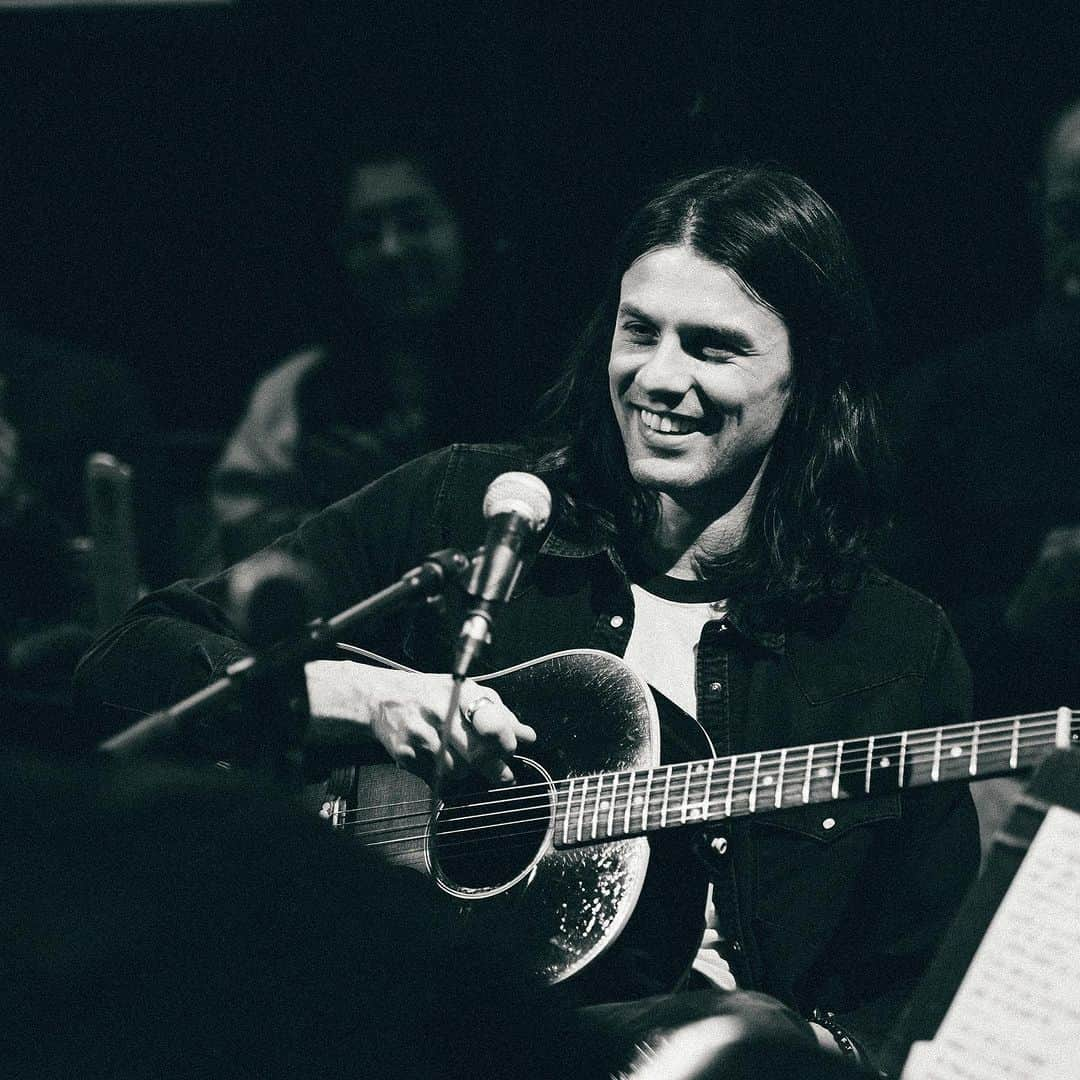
[608,245,793,563]
[77,166,978,1078]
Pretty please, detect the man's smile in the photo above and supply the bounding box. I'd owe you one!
[636,406,701,436]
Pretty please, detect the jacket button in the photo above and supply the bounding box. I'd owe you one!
[609,615,625,628]
[822,817,836,830]
[708,680,723,693]
[710,836,728,855]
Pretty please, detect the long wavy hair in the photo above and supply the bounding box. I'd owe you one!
[535,165,890,614]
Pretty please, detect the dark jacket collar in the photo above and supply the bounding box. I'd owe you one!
[539,523,787,653]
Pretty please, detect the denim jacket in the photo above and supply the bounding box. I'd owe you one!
[75,443,980,1073]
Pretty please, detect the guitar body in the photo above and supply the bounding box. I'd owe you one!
[323,647,1075,1003]
[336,649,712,1001]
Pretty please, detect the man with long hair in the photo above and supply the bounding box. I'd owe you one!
[77,166,977,1077]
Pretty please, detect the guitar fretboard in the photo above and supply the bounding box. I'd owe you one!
[554,710,1076,849]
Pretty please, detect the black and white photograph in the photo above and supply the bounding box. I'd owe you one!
[2,3,1079,1077]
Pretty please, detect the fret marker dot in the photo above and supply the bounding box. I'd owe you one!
[689,807,703,820]
[762,775,774,786]
[816,767,830,779]
[950,746,963,758]
[880,757,891,768]
[600,800,609,811]
[694,763,707,775]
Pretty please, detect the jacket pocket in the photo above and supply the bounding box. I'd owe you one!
[752,792,901,843]
[749,794,901,930]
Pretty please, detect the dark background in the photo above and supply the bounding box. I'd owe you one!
[1,0,1078,432]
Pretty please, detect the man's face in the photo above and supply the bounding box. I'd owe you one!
[608,244,793,510]
[337,159,465,320]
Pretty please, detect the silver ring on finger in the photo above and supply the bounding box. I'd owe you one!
[461,694,498,729]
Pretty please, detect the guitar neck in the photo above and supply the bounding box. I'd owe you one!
[554,708,1077,850]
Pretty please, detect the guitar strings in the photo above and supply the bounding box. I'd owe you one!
[337,719,1065,857]
[338,707,1061,826]
[337,713,1062,838]
[353,729,1058,861]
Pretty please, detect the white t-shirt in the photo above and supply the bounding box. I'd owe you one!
[623,580,736,990]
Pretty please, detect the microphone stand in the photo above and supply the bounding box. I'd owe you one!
[98,548,472,777]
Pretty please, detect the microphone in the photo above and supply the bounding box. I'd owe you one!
[453,472,552,678]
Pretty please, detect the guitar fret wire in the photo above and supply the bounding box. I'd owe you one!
[931,728,942,783]
[576,775,588,843]
[703,758,715,819]
[624,770,636,835]
[591,773,602,840]
[681,762,692,824]
[608,772,619,837]
[748,752,762,813]
[803,744,814,804]
[660,765,672,829]
[725,755,736,817]
[775,747,787,810]
[831,741,843,800]
[863,734,874,794]
[336,716,1068,832]
[642,770,653,833]
[970,723,980,776]
[347,727,1069,850]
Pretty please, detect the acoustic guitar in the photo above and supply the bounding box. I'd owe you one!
[321,647,1076,998]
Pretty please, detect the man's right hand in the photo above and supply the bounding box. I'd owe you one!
[304,660,536,785]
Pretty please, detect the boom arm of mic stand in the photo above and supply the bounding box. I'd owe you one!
[99,548,472,759]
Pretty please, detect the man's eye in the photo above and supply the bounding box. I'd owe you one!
[700,346,734,361]
[622,322,655,339]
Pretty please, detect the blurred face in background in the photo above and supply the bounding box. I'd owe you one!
[337,158,466,321]
[1042,104,1080,304]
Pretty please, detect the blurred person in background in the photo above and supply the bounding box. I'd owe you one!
[212,150,490,563]
[883,97,1080,848]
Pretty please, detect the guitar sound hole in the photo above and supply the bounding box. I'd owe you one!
[431,758,551,893]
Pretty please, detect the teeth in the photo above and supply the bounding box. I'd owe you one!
[640,408,696,435]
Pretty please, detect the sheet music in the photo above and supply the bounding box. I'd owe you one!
[903,805,1080,1079]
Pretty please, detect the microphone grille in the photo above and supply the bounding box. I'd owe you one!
[482,472,552,530]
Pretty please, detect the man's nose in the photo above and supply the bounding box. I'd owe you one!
[634,336,694,398]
